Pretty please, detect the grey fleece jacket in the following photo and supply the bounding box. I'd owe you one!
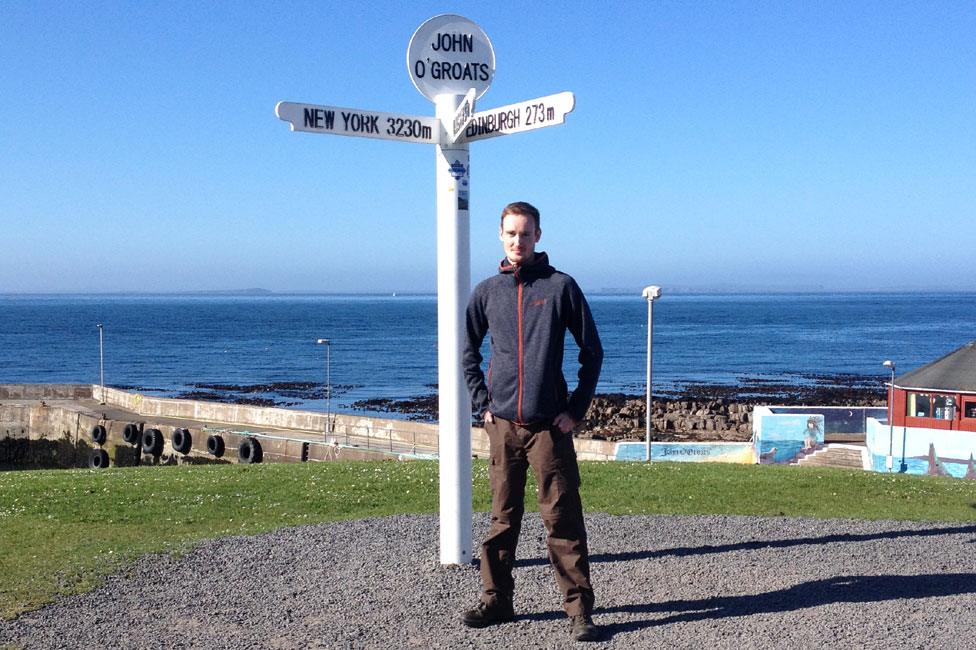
[463,252,603,425]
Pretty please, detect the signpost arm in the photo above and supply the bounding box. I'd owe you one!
[435,93,473,565]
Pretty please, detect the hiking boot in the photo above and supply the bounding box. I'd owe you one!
[461,600,515,628]
[570,614,599,641]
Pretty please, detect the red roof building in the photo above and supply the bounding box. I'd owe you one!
[889,340,976,433]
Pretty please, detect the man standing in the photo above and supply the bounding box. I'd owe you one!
[461,201,603,642]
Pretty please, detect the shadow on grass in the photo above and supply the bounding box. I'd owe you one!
[513,523,976,568]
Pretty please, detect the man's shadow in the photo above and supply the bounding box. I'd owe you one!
[513,523,976,567]
[594,572,976,636]
[511,523,976,635]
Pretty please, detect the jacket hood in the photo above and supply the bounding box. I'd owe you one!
[498,251,552,277]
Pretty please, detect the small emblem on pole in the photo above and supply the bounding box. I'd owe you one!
[449,160,467,180]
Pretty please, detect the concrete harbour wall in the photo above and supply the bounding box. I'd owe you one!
[1,384,619,466]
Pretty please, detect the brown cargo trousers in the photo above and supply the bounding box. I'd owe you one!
[480,415,594,616]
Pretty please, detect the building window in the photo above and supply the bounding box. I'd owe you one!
[907,393,956,420]
[933,395,956,420]
[907,393,931,418]
[964,402,976,419]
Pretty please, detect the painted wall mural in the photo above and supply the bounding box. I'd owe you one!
[866,417,976,479]
[610,409,976,480]
[614,441,753,464]
[754,413,825,465]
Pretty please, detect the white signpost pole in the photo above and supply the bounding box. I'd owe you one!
[408,14,494,566]
[277,13,575,566]
[435,93,472,565]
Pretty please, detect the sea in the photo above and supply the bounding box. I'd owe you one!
[2,292,975,416]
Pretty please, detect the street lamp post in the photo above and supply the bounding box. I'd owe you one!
[899,421,909,473]
[96,323,105,405]
[642,286,662,462]
[883,359,895,472]
[317,339,332,437]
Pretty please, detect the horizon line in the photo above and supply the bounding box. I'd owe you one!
[3,288,976,297]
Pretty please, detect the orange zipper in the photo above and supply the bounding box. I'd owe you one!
[516,273,524,424]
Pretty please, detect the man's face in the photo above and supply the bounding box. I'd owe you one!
[499,212,541,266]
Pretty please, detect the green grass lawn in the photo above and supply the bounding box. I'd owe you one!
[1,459,975,619]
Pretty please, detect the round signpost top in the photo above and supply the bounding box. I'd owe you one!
[407,14,495,102]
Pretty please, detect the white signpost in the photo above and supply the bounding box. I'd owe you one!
[406,14,495,102]
[450,87,477,143]
[460,91,575,142]
[276,14,576,566]
[275,102,439,144]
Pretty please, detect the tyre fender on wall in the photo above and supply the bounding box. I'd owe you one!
[238,437,263,464]
[171,428,192,454]
[122,423,141,445]
[91,424,107,446]
[207,434,225,458]
[142,428,164,456]
[89,448,110,469]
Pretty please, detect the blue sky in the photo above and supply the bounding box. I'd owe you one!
[2,1,974,293]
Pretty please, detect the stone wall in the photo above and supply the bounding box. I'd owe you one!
[0,402,94,468]
[585,395,755,442]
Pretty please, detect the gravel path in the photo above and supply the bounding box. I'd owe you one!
[3,513,976,649]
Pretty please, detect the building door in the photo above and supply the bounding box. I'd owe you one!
[961,399,976,432]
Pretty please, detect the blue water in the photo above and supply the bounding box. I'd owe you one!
[871,454,972,479]
[758,439,807,465]
[1,293,974,414]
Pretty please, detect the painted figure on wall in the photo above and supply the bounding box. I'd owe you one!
[803,417,822,451]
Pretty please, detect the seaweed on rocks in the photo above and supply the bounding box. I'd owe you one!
[190,381,359,399]
[175,391,289,407]
[176,391,226,402]
[111,384,168,393]
[178,382,361,406]
[350,395,441,421]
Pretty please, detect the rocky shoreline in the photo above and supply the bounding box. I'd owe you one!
[115,374,887,443]
[352,375,887,442]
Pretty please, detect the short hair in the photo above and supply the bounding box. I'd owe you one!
[500,201,541,231]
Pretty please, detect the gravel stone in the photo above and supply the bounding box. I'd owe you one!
[3,513,976,648]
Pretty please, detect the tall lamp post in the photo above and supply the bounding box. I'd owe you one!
[96,323,105,405]
[642,286,662,462]
[883,359,895,472]
[317,339,332,436]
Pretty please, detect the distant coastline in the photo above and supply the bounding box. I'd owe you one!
[4,289,976,298]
